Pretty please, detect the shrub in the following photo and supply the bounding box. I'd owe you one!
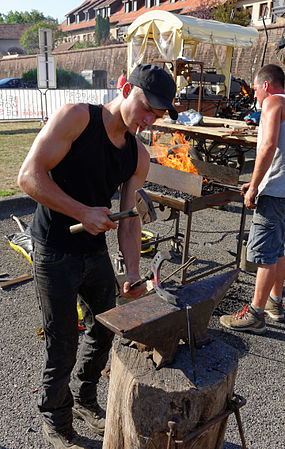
[22,68,91,88]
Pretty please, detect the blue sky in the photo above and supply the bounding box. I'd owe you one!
[1,1,82,24]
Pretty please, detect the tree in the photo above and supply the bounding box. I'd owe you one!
[94,16,110,46]
[20,22,66,54]
[73,40,96,50]
[0,10,57,24]
[212,0,251,26]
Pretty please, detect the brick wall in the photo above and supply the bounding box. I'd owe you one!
[0,23,284,86]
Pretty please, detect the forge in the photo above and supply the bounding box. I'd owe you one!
[141,133,247,283]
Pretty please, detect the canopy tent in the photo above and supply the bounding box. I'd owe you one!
[124,10,258,95]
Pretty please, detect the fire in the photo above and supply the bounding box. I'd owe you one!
[151,131,199,175]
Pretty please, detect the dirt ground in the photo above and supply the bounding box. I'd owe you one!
[0,158,284,449]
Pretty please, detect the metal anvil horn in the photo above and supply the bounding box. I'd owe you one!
[96,269,239,369]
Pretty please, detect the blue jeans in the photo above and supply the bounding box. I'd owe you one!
[33,241,116,431]
[247,195,285,264]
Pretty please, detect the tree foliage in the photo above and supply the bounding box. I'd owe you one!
[94,16,110,46]
[0,10,56,24]
[73,40,96,50]
[212,0,251,26]
[20,22,66,55]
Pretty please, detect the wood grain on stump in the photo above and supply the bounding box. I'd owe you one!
[103,337,239,449]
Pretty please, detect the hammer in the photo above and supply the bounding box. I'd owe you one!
[70,189,157,234]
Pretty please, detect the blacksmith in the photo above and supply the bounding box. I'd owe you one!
[18,64,178,449]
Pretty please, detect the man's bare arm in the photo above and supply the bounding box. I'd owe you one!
[118,139,150,298]
[243,96,283,209]
[18,103,116,234]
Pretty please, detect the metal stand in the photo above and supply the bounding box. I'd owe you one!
[145,189,247,284]
[166,393,247,449]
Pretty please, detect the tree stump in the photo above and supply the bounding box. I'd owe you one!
[103,337,239,449]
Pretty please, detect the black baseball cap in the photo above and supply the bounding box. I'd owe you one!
[128,64,178,120]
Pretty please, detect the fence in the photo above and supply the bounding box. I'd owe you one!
[0,88,119,121]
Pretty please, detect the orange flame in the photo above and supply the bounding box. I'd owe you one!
[151,131,198,175]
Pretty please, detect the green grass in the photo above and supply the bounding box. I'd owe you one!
[0,121,41,196]
[0,190,15,197]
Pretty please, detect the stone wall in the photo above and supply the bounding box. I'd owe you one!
[0,22,285,85]
[0,43,128,86]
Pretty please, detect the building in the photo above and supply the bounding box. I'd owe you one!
[60,0,216,44]
[237,0,274,26]
[60,0,285,46]
[0,24,31,57]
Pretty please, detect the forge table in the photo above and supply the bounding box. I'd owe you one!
[152,117,258,147]
[145,188,247,284]
[151,117,258,172]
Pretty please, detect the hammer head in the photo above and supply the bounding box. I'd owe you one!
[136,189,157,224]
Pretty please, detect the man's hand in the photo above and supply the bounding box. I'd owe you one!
[241,182,250,196]
[120,276,146,299]
[80,207,117,235]
[241,183,258,209]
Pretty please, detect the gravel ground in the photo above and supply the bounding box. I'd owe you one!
[0,160,284,449]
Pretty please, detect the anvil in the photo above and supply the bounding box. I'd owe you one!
[96,269,239,368]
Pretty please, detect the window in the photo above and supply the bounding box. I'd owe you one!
[169,0,175,4]
[154,0,159,5]
[107,7,111,16]
[133,0,137,11]
[67,17,70,25]
[76,14,80,24]
[259,2,268,19]
[245,5,253,19]
[146,0,151,8]
[125,2,130,12]
[85,12,90,21]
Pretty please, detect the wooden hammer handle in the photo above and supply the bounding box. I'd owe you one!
[69,208,138,234]
[0,274,33,289]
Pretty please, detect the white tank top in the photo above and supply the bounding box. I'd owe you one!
[258,94,285,198]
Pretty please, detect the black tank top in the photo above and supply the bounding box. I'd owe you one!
[31,104,138,253]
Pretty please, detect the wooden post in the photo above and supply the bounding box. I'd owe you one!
[103,337,239,449]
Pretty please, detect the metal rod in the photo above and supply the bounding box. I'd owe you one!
[197,62,204,113]
[235,201,247,268]
[234,408,247,449]
[161,256,197,283]
[44,31,49,89]
[174,395,246,445]
[214,416,230,449]
[183,261,235,284]
[181,211,193,284]
[261,7,269,67]
[186,305,197,384]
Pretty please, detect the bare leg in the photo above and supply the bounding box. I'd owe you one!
[252,263,277,309]
[270,256,285,298]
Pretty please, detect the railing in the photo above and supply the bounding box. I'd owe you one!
[0,88,119,121]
